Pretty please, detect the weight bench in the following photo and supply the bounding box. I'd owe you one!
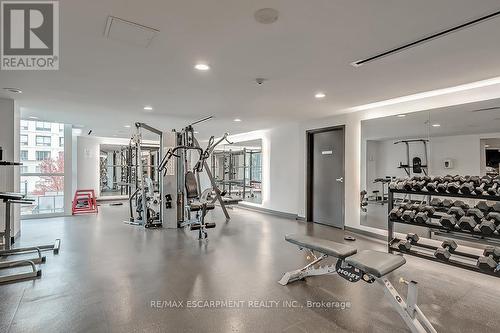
[280,234,437,333]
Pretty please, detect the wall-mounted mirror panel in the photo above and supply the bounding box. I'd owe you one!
[360,111,431,234]
[212,139,263,204]
[360,98,500,235]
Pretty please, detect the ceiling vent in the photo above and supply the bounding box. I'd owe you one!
[351,9,500,67]
[470,106,500,113]
[104,16,159,48]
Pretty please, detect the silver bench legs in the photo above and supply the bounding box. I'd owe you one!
[379,278,437,333]
[279,250,336,285]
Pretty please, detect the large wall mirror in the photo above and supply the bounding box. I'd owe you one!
[360,98,500,234]
[212,139,263,204]
[99,144,131,198]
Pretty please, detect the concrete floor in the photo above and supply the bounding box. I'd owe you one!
[1,206,500,333]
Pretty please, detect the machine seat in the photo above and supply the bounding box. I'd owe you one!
[189,201,215,211]
[285,234,357,259]
[345,250,406,278]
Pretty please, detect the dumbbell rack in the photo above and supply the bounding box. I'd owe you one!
[387,189,500,277]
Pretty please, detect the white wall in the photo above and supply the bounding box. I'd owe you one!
[267,123,301,214]
[429,134,481,176]
[220,123,301,215]
[0,99,21,238]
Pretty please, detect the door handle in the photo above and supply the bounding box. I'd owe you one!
[336,177,344,183]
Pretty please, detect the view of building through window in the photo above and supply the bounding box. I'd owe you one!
[20,120,65,215]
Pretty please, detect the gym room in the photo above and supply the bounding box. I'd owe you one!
[1,1,500,332]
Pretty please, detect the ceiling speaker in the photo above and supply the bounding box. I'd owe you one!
[254,8,279,24]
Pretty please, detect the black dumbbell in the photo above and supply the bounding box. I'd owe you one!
[476,201,493,213]
[389,206,404,220]
[430,197,443,207]
[415,206,437,224]
[447,181,461,194]
[479,212,500,235]
[458,216,477,232]
[487,212,500,225]
[453,200,470,210]
[392,179,410,191]
[426,176,443,192]
[403,177,420,191]
[466,208,484,223]
[477,246,500,271]
[479,218,497,235]
[460,176,480,194]
[439,214,457,229]
[402,204,422,222]
[398,233,420,251]
[435,239,458,261]
[413,177,430,191]
[475,175,493,195]
[442,199,454,208]
[447,206,465,219]
[487,177,500,196]
[437,175,454,193]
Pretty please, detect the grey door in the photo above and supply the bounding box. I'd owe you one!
[309,127,345,228]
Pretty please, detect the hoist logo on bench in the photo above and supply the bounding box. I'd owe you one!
[335,261,362,282]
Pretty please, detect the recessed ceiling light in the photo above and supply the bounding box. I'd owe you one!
[3,87,22,93]
[432,124,441,127]
[143,106,153,111]
[396,114,406,118]
[485,144,490,148]
[234,118,242,122]
[28,116,39,120]
[194,63,210,71]
[194,131,199,134]
[315,92,326,99]
[124,125,131,128]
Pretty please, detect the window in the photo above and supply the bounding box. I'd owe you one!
[36,151,51,161]
[36,135,51,146]
[20,150,28,161]
[20,120,65,216]
[36,122,51,131]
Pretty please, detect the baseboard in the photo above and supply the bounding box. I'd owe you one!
[345,226,387,241]
[237,204,299,220]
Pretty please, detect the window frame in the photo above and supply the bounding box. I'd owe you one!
[35,135,52,147]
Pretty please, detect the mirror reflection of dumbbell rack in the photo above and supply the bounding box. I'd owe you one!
[387,188,500,278]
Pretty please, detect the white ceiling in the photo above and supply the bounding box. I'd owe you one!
[362,98,500,140]
[2,0,500,138]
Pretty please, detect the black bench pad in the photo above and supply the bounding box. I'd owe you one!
[189,201,215,211]
[285,234,357,259]
[345,250,406,278]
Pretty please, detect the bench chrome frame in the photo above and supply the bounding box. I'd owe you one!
[279,249,337,285]
[281,246,437,333]
[0,259,42,284]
